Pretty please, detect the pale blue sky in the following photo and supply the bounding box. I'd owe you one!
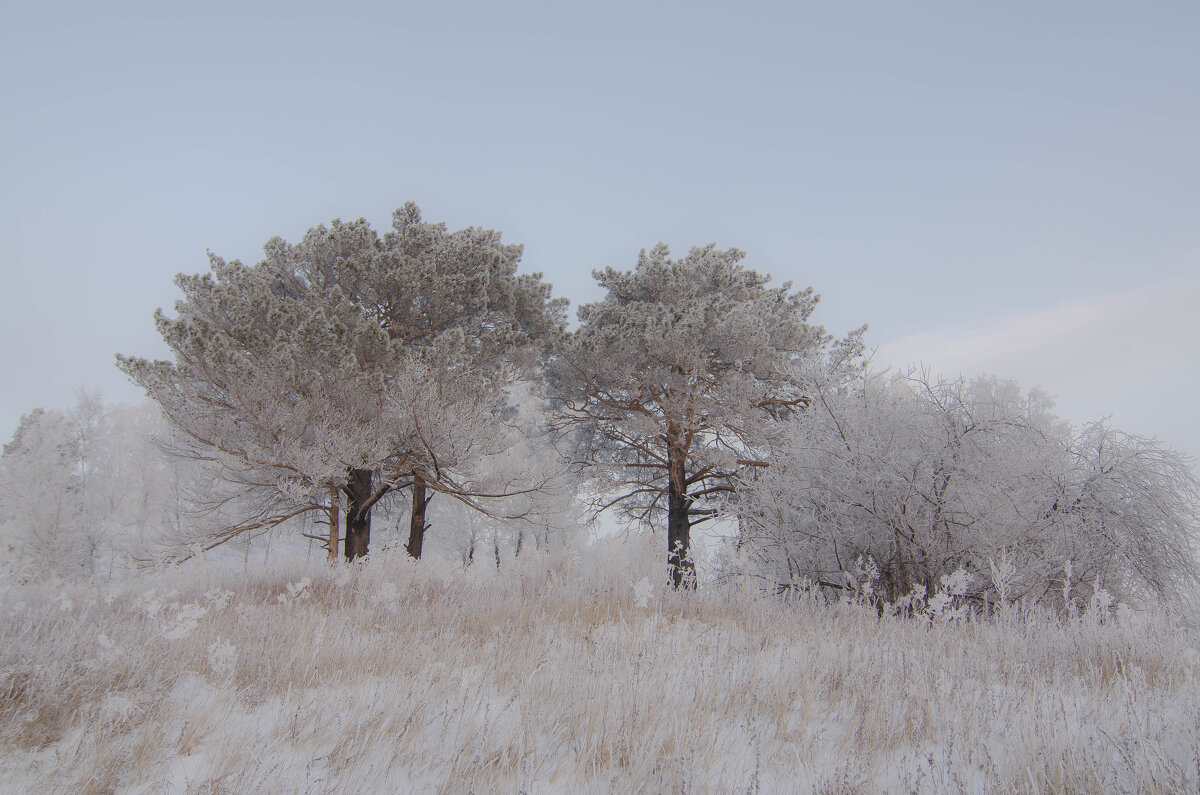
[3,1,1198,457]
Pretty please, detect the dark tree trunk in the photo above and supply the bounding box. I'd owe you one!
[327,485,340,563]
[344,467,373,561]
[406,472,431,559]
[667,441,695,590]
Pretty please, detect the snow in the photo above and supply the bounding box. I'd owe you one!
[0,551,1197,792]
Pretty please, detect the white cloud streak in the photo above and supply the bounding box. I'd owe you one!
[874,270,1200,457]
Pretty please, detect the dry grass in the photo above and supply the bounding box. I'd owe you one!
[1,546,1198,793]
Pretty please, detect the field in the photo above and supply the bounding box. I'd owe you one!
[1,541,1198,794]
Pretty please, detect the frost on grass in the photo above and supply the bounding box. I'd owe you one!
[632,576,653,609]
[0,552,1198,793]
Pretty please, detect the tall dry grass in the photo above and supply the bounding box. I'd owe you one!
[1,544,1197,793]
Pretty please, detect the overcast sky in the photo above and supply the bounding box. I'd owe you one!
[2,1,1198,459]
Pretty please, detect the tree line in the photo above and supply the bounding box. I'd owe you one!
[113,202,854,590]
[4,202,1195,605]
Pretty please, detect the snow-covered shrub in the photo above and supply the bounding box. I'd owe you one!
[737,371,1200,611]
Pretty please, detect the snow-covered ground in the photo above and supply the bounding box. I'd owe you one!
[1,544,1198,793]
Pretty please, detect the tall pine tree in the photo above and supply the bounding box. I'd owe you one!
[120,203,563,561]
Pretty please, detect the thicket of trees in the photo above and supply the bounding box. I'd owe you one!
[0,394,193,579]
[736,371,1200,608]
[0,391,580,580]
[2,203,1196,607]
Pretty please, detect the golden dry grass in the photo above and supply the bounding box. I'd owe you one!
[0,549,1197,793]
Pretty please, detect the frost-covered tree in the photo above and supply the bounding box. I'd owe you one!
[119,203,563,562]
[738,370,1200,609]
[94,401,193,553]
[120,226,386,561]
[424,386,587,566]
[549,243,845,588]
[0,395,190,578]
[0,408,83,576]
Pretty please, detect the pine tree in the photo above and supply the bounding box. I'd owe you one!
[550,243,842,588]
[119,203,563,561]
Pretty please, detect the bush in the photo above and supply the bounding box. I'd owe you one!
[736,372,1200,610]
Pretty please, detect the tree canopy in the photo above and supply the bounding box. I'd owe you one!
[119,203,564,561]
[549,242,852,587]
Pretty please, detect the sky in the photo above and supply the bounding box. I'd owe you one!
[2,1,1198,459]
